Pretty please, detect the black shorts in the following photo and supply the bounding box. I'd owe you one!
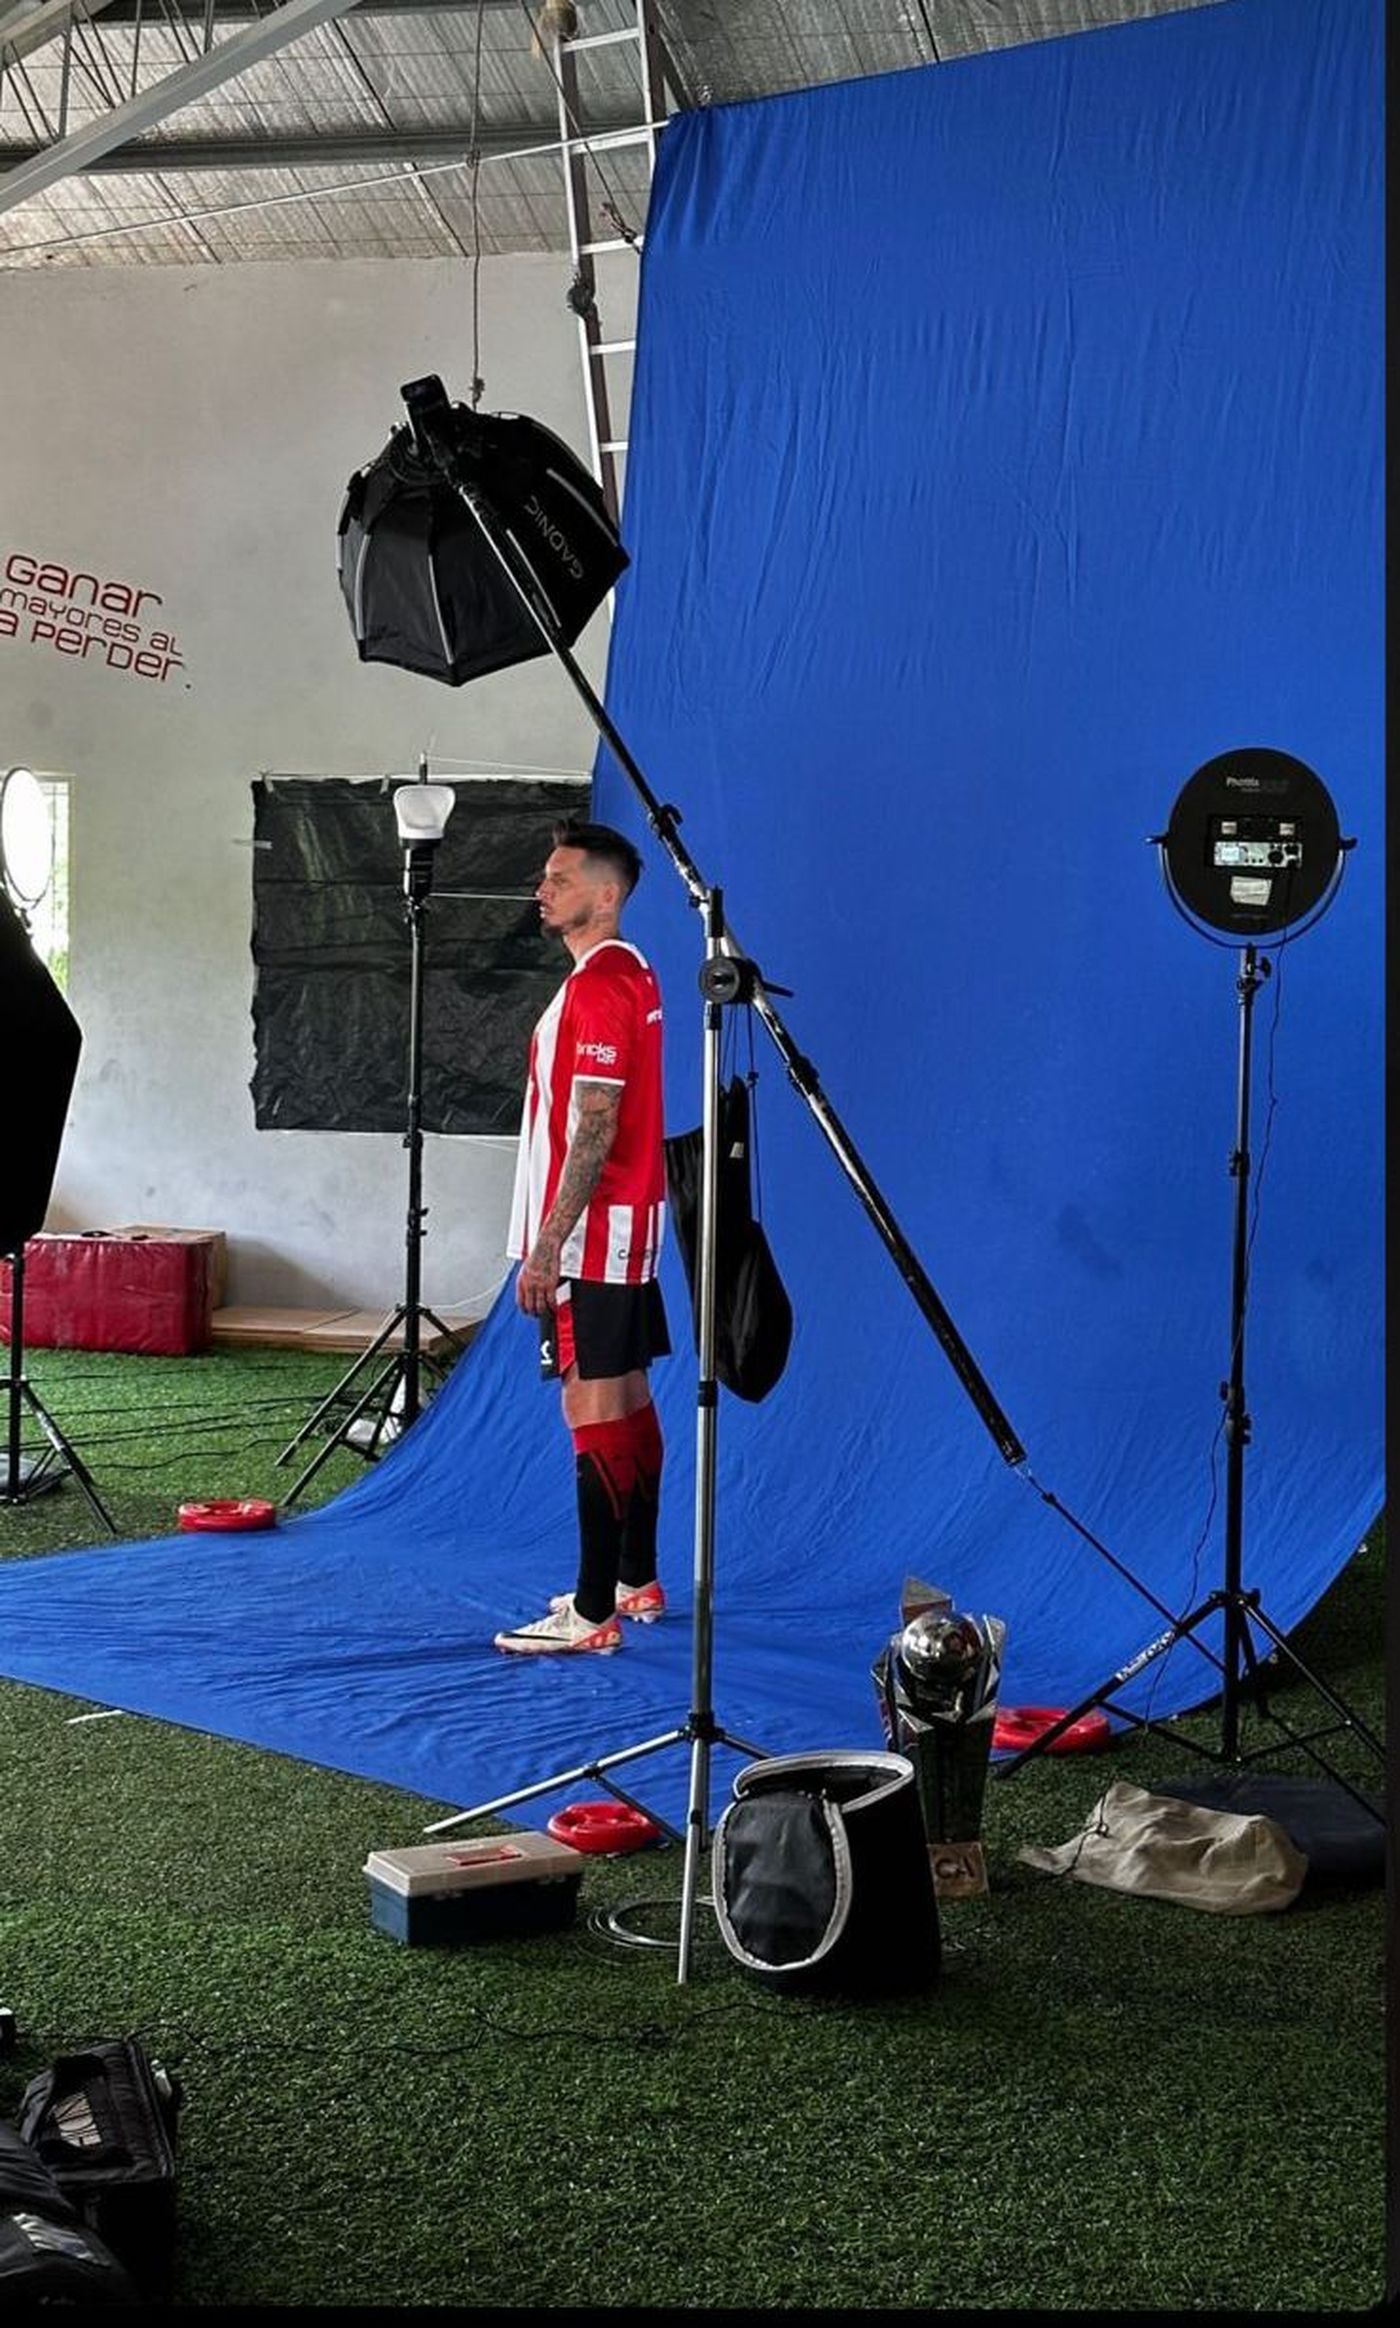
[540,1278,671,1382]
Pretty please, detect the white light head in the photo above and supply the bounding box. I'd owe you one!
[393,782,456,847]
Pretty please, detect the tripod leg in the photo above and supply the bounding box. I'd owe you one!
[418,1308,472,1356]
[282,1349,407,1506]
[677,1731,712,1985]
[1239,1602,1385,1762]
[276,1312,405,1466]
[1221,1603,1385,1808]
[582,1770,685,1850]
[422,1725,692,1836]
[994,1620,1186,1777]
[8,1381,118,1533]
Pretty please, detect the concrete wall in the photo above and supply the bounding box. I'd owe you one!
[0,256,615,1314]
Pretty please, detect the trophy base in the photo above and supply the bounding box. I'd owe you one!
[928,1839,988,1900]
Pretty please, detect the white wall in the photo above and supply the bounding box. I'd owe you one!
[0,256,617,1314]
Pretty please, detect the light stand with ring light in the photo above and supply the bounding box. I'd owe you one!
[1,766,116,1532]
[277,772,473,1504]
[997,748,1382,1816]
[339,377,1028,1982]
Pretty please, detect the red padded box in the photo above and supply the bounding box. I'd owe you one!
[1,1232,215,1356]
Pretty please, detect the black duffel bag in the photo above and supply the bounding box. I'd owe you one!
[712,1749,941,1997]
[18,2037,182,2296]
[0,2118,142,2304]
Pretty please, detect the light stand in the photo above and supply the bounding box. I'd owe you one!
[998,752,1382,1811]
[2,1242,116,1531]
[277,777,470,1504]
[392,377,1026,1978]
[2,776,115,1534]
[426,887,773,1980]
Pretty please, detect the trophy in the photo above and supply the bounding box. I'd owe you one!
[872,1576,1006,1899]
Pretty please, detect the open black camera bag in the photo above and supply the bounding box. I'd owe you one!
[712,1749,941,1997]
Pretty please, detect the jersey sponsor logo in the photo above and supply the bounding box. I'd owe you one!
[577,1039,618,1065]
[646,1006,663,1024]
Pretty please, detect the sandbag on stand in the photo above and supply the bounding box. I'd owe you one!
[712,1750,940,1996]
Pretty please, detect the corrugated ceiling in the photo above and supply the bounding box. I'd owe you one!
[0,0,1221,268]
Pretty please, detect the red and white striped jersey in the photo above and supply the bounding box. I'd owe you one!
[507,937,666,1283]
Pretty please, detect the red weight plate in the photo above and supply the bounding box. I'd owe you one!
[992,1704,1112,1755]
[546,1800,661,1854]
[177,1498,278,1533]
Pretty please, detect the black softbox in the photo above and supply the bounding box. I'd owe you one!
[0,894,81,1256]
[337,397,628,687]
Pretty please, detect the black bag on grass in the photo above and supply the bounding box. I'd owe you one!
[18,2037,182,2294]
[0,2118,142,2304]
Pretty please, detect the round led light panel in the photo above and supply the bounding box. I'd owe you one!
[1161,747,1342,941]
[1,766,53,911]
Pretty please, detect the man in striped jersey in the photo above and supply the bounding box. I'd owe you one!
[495,817,671,1655]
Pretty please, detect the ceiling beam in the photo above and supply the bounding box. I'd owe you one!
[0,0,123,68]
[0,0,386,212]
[0,117,630,170]
[93,0,527,12]
[0,105,660,177]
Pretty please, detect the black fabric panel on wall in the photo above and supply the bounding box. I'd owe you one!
[250,774,581,1134]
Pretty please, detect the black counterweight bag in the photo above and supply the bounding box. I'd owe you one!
[0,2119,142,2303]
[18,2037,182,2294]
[664,1074,793,1403]
[712,1750,941,1997]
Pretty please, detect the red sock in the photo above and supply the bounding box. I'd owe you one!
[618,1402,663,1589]
[571,1419,639,1621]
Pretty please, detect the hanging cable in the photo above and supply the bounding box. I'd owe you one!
[466,0,487,405]
[326,14,471,264]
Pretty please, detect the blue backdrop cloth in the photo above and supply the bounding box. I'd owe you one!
[0,0,1382,1834]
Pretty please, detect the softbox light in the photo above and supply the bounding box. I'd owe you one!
[0,893,81,1256]
[337,390,628,687]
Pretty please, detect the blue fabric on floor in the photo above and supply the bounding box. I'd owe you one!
[0,0,1382,1835]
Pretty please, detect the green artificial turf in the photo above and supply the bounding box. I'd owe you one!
[0,1347,1387,2310]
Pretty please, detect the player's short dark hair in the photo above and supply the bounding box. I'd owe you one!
[551,816,642,898]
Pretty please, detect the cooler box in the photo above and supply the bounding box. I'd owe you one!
[364,1834,586,1945]
[2,1231,215,1355]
